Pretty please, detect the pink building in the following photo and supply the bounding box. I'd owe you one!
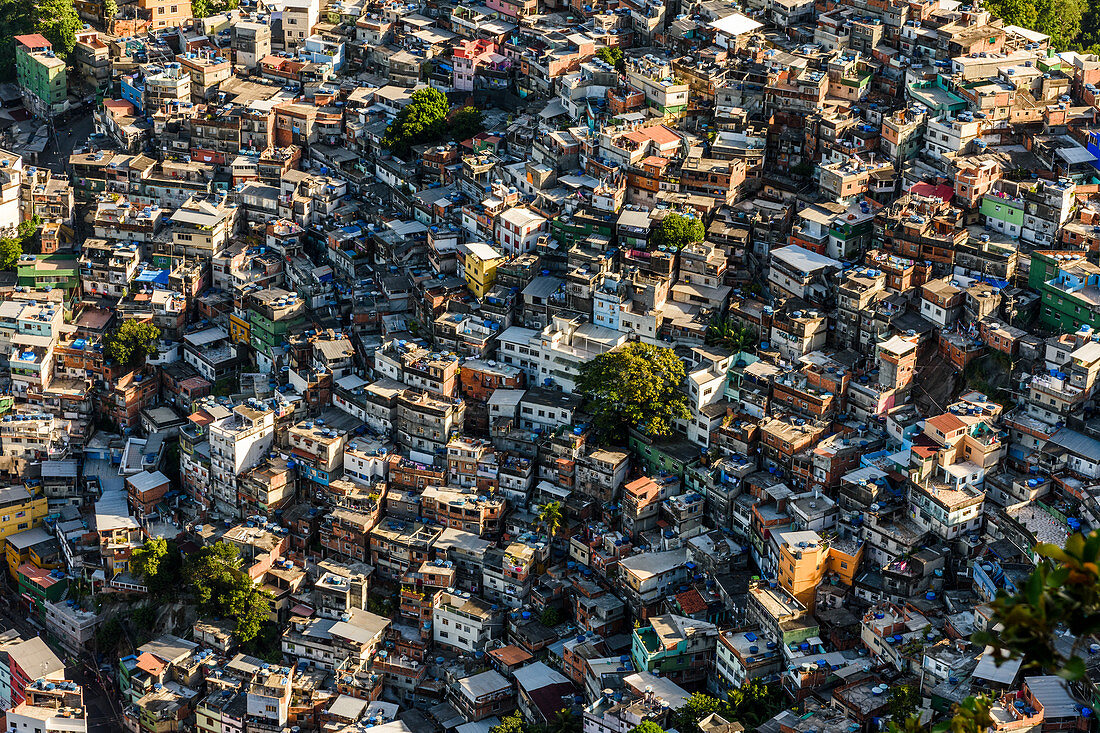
[485,0,537,18]
[453,39,511,92]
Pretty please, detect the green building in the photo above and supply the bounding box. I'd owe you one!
[14,35,67,118]
[1028,250,1100,333]
[980,191,1025,239]
[15,563,67,617]
[550,208,615,248]
[628,429,701,479]
[16,254,80,294]
[248,288,307,366]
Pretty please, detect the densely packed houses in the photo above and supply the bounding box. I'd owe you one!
[3,0,1100,731]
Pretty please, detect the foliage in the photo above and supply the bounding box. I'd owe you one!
[130,537,182,598]
[102,0,117,20]
[977,530,1100,681]
[540,607,560,627]
[490,712,530,733]
[705,319,757,352]
[983,0,1085,50]
[649,212,705,251]
[382,87,450,157]
[577,342,691,441]
[668,692,722,733]
[666,682,785,733]
[0,216,40,270]
[891,529,1100,733]
[888,685,921,723]
[628,723,666,733]
[104,320,160,368]
[191,0,239,19]
[450,106,485,142]
[538,500,563,543]
[596,45,625,72]
[0,237,21,270]
[0,0,81,78]
[184,541,270,643]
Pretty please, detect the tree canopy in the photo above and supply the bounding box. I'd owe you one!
[0,0,81,79]
[104,320,161,368]
[650,212,705,251]
[184,541,271,643]
[577,342,691,441]
[596,46,625,72]
[0,217,41,270]
[382,88,450,157]
[983,0,1090,51]
[451,106,485,143]
[190,0,239,19]
[130,537,182,598]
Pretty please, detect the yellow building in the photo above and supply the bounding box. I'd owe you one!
[776,529,862,610]
[461,242,505,298]
[6,526,59,580]
[0,487,49,576]
[228,312,251,345]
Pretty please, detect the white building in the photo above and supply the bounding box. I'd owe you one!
[208,404,275,517]
[495,207,547,256]
[433,590,500,654]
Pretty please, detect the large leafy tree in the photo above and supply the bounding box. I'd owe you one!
[450,106,484,142]
[0,0,81,77]
[888,685,921,723]
[184,541,270,643]
[577,342,691,441]
[130,537,182,598]
[382,87,450,157]
[650,212,704,251]
[490,712,529,733]
[668,692,722,733]
[104,320,161,368]
[597,45,625,72]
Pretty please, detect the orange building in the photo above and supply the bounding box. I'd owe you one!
[776,530,862,610]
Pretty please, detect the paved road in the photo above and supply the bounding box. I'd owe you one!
[34,111,96,175]
[0,597,122,732]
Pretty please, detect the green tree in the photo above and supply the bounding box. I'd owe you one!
[705,319,756,352]
[490,711,529,733]
[538,500,563,543]
[190,0,238,18]
[577,342,691,441]
[628,722,665,733]
[0,0,79,81]
[184,541,245,612]
[230,586,271,644]
[982,0,1038,30]
[104,320,161,368]
[450,106,485,142]
[547,709,582,733]
[888,685,921,723]
[668,692,722,733]
[1035,0,1083,48]
[540,607,560,627]
[597,45,624,72]
[102,0,117,21]
[0,236,21,270]
[130,537,182,598]
[650,212,705,251]
[382,87,449,157]
[725,679,785,729]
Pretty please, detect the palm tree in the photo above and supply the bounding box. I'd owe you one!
[705,318,757,352]
[538,501,563,544]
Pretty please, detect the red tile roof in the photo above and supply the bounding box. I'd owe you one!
[676,589,708,615]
